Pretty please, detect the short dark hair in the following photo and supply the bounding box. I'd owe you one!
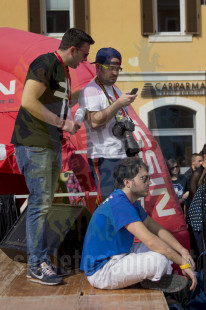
[191,153,202,162]
[59,28,95,50]
[200,144,206,157]
[113,157,148,189]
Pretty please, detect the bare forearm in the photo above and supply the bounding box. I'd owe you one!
[22,99,64,128]
[127,220,186,264]
[150,236,187,265]
[25,99,79,135]
[87,100,122,129]
[21,79,63,128]
[86,92,137,129]
[146,216,185,255]
[156,227,185,256]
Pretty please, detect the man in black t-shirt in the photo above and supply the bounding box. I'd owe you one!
[11,28,94,286]
[184,153,203,213]
[189,146,206,201]
[184,153,203,192]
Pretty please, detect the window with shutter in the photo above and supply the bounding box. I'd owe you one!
[74,0,86,31]
[186,0,200,34]
[141,0,156,35]
[145,0,197,42]
[42,0,74,37]
[29,0,42,34]
[157,0,180,32]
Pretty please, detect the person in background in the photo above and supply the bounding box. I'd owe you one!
[167,158,189,213]
[189,145,206,201]
[184,153,203,192]
[184,153,203,214]
[186,145,206,261]
[80,157,196,292]
[78,47,138,206]
[11,28,95,286]
[186,168,206,261]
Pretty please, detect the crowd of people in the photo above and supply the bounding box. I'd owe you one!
[11,27,206,303]
[166,147,206,266]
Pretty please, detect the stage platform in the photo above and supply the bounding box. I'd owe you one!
[0,249,169,310]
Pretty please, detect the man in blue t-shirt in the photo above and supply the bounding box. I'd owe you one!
[81,157,197,292]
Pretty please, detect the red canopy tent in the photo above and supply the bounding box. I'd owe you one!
[0,28,190,259]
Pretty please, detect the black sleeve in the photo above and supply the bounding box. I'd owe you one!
[26,54,54,88]
[189,169,202,200]
[184,169,192,191]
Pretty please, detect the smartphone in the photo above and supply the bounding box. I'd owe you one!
[130,88,138,95]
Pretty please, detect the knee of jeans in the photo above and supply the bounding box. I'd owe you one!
[29,195,50,209]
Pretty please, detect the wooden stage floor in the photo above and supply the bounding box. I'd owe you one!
[0,249,169,310]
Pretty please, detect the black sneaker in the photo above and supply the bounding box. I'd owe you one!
[27,262,63,286]
[140,274,188,293]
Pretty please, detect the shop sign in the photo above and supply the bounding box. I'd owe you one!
[141,82,206,97]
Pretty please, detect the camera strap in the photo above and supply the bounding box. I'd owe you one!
[95,77,128,121]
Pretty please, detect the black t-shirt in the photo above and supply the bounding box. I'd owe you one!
[184,167,193,191]
[189,165,205,200]
[11,53,69,150]
[172,174,187,199]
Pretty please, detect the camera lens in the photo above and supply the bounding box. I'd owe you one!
[123,131,140,157]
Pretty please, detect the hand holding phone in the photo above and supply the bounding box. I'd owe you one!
[130,88,138,95]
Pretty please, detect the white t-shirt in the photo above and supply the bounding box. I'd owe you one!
[78,78,127,159]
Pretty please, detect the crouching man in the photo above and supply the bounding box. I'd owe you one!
[80,157,197,292]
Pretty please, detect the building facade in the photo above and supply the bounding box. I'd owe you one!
[0,0,205,169]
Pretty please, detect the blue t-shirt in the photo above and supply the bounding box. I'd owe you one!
[80,189,148,276]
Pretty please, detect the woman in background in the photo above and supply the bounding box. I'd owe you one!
[167,158,189,213]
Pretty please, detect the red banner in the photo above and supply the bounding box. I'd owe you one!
[129,107,190,252]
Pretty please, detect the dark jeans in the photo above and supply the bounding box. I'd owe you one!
[15,145,62,268]
[88,157,123,205]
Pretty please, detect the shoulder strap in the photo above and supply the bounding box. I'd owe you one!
[95,77,130,120]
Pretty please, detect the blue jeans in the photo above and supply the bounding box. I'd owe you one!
[15,145,62,268]
[88,158,123,205]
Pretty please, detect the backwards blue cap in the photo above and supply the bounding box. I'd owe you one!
[91,47,122,65]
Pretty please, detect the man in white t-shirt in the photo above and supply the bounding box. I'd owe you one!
[79,47,137,205]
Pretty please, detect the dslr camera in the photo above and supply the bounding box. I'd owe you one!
[112,118,140,157]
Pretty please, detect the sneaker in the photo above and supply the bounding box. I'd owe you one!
[27,262,63,286]
[51,264,71,277]
[140,274,188,293]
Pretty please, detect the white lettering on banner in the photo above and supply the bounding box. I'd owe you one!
[132,118,176,217]
[150,177,165,187]
[145,150,161,174]
[150,189,176,217]
[0,144,6,160]
[0,80,16,95]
